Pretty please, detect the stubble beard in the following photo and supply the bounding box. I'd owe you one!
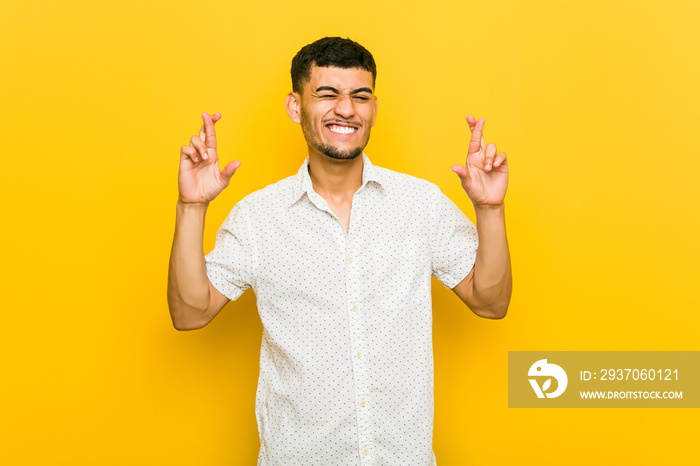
[301,109,369,161]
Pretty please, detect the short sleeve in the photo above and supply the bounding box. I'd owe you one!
[205,203,255,301]
[430,188,479,289]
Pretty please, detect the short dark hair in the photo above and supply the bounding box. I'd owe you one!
[291,37,377,93]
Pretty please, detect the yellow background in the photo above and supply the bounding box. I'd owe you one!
[2,0,699,464]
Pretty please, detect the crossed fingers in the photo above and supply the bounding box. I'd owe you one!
[180,112,221,163]
[467,115,506,172]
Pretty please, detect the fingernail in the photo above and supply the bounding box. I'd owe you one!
[203,152,208,160]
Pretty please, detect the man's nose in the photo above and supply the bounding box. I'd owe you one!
[333,95,355,118]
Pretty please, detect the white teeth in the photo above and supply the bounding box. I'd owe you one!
[329,125,357,134]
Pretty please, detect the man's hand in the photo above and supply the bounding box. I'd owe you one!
[179,112,240,205]
[451,115,508,206]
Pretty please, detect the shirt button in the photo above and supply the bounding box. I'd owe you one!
[355,352,361,359]
[360,400,366,407]
[347,256,354,263]
[351,304,358,312]
[363,448,369,456]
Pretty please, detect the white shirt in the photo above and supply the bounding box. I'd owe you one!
[205,154,478,466]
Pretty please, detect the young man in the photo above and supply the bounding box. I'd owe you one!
[168,37,511,466]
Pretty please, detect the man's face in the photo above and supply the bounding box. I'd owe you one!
[291,65,377,160]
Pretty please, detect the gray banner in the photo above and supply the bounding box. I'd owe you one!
[508,351,699,408]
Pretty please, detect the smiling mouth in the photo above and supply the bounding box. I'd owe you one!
[326,123,359,135]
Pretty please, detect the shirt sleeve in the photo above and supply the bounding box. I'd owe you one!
[205,203,255,301]
[430,188,479,289]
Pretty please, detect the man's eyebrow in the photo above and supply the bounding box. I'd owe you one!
[350,87,373,95]
[315,86,339,93]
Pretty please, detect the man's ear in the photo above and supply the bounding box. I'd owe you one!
[286,92,301,124]
[371,95,378,127]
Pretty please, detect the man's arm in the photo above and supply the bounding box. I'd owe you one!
[452,204,511,318]
[167,112,239,330]
[451,116,512,319]
[168,202,230,330]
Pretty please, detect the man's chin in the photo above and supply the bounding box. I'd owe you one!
[319,144,364,161]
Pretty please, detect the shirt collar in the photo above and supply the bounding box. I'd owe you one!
[289,153,383,208]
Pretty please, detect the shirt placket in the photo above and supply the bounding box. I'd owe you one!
[346,193,376,464]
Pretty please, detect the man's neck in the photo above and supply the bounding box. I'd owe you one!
[307,151,364,203]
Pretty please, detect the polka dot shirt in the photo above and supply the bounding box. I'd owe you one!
[205,154,478,465]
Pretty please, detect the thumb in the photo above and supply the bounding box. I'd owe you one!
[220,160,241,184]
[451,164,467,179]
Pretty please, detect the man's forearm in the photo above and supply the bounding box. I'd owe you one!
[470,204,512,317]
[167,202,213,328]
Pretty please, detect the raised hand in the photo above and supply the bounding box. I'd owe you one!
[451,115,508,207]
[179,112,241,205]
